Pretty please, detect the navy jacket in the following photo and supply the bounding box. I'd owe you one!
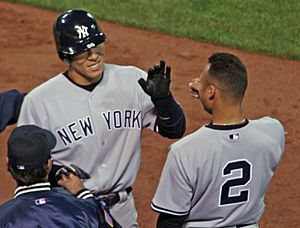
[0,89,25,133]
[0,182,120,228]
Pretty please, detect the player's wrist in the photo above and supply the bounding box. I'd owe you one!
[152,93,179,120]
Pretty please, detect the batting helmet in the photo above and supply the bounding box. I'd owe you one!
[53,9,107,61]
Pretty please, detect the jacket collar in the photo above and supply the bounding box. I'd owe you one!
[14,182,51,198]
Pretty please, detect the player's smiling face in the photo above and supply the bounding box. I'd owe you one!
[68,43,105,85]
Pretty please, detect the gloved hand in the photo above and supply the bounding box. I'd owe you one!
[55,163,90,181]
[57,172,86,195]
[138,60,171,100]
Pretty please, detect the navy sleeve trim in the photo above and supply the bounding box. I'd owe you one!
[151,202,189,216]
[156,212,188,228]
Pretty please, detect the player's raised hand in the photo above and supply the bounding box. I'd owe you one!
[138,60,171,100]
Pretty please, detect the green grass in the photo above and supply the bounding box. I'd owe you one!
[6,0,300,60]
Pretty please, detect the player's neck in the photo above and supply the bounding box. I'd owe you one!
[212,118,246,126]
[68,69,103,86]
[211,106,245,126]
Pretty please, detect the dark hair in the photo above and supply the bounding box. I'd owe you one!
[8,163,50,186]
[208,52,248,100]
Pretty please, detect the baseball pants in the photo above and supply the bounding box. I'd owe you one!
[110,192,138,228]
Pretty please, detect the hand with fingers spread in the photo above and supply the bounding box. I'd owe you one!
[138,60,171,100]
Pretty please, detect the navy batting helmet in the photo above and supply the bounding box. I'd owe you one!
[53,9,107,61]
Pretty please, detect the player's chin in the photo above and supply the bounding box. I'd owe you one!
[85,71,103,83]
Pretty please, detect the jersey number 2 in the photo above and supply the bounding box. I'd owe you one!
[219,160,252,206]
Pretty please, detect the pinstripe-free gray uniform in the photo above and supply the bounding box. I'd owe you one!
[18,63,159,226]
[152,117,285,227]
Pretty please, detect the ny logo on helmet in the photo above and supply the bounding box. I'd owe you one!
[75,25,89,39]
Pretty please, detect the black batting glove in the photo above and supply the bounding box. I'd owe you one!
[138,60,171,100]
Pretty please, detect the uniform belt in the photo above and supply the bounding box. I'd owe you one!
[95,187,132,207]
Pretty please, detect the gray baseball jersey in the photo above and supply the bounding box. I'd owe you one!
[151,117,285,227]
[18,64,157,193]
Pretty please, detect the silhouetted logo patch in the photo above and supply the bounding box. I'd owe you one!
[229,132,240,141]
[35,198,46,206]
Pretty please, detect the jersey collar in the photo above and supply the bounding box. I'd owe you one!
[63,71,102,92]
[205,119,249,130]
[14,182,51,198]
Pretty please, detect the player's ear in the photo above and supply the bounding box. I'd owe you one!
[207,85,215,100]
[47,158,52,170]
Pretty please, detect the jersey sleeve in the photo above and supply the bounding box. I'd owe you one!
[17,94,42,127]
[151,146,192,216]
[269,118,285,169]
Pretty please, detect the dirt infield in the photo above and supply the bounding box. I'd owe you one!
[0,2,299,227]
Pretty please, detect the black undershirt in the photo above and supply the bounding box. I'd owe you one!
[205,119,249,130]
[63,71,102,92]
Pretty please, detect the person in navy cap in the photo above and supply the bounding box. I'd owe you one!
[0,125,121,228]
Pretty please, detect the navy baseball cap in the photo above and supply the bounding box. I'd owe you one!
[7,125,56,171]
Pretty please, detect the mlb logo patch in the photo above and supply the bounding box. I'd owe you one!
[35,198,47,206]
[229,132,240,141]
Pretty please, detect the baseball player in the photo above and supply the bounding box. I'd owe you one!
[0,89,25,133]
[17,9,185,227]
[1,125,121,228]
[151,53,285,228]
